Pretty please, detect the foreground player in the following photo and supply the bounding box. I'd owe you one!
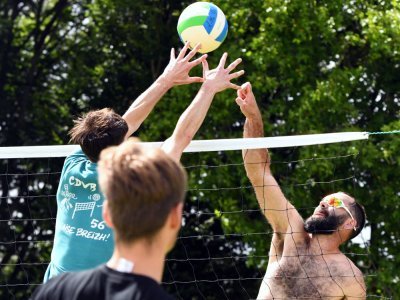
[235,82,367,299]
[33,53,244,298]
[34,139,186,299]
[44,41,243,282]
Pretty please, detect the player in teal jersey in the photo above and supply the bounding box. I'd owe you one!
[44,44,244,282]
[44,42,206,281]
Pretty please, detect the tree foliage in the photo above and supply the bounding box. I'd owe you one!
[0,0,399,298]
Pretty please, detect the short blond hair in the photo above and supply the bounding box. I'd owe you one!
[98,138,187,242]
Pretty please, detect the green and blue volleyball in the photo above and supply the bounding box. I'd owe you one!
[177,2,228,54]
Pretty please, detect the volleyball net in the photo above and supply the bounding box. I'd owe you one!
[0,132,391,299]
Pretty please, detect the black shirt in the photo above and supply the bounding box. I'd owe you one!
[31,265,174,300]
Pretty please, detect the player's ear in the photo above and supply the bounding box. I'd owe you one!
[169,202,183,230]
[343,218,356,231]
[102,200,114,229]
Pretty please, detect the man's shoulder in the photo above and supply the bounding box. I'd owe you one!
[65,148,88,164]
[61,148,97,176]
[32,267,176,300]
[32,268,99,299]
[340,255,364,277]
[325,252,364,281]
[330,255,366,297]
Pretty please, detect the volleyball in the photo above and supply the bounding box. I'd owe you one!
[177,2,228,54]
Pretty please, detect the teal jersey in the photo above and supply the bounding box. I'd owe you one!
[44,149,113,282]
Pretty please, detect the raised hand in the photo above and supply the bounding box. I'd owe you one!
[235,82,261,119]
[202,52,244,94]
[161,42,207,87]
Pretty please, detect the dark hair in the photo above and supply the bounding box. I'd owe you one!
[98,138,187,242]
[69,108,128,162]
[349,201,366,240]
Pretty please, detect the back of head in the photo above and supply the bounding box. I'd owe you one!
[98,138,187,243]
[69,108,128,162]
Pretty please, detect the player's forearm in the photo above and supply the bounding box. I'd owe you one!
[242,113,270,182]
[173,86,214,148]
[242,112,292,228]
[244,111,264,139]
[162,85,215,160]
[177,85,215,139]
[123,75,173,137]
[254,173,296,232]
[245,150,291,229]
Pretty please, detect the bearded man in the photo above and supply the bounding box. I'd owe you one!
[235,82,367,300]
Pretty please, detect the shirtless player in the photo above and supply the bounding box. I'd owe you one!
[235,82,367,300]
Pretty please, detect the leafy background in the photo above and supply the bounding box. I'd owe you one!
[0,0,399,299]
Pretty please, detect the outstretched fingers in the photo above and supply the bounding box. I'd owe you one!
[177,41,191,60]
[226,58,242,73]
[229,83,241,90]
[190,54,207,68]
[217,52,228,68]
[202,59,209,78]
[229,69,245,80]
[225,57,243,90]
[201,53,245,92]
[185,43,202,61]
[170,48,176,61]
[186,76,204,83]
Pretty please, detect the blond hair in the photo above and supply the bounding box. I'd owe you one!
[98,138,187,242]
